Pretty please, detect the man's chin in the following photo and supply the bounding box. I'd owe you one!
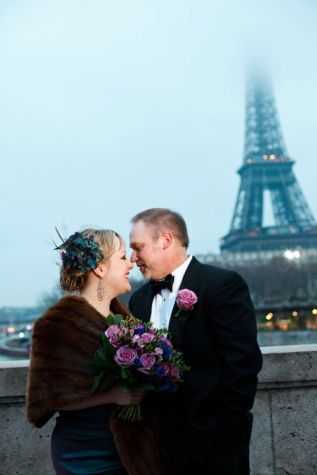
[138,266,150,278]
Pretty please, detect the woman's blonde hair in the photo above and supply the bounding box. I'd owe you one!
[60,228,122,292]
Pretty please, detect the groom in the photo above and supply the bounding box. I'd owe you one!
[129,208,262,475]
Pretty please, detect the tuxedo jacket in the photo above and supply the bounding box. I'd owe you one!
[129,257,262,454]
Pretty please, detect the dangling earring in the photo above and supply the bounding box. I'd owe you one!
[97,279,104,302]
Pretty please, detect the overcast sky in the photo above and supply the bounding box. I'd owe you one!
[1,0,317,306]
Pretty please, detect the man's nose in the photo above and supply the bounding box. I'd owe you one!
[130,251,137,263]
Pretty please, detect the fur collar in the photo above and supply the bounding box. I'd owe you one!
[26,296,113,427]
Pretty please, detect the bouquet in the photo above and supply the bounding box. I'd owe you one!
[92,314,189,422]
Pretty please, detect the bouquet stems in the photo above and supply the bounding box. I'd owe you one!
[115,404,142,422]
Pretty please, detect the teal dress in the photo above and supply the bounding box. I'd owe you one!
[51,406,127,475]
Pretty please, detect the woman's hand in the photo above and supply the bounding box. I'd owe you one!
[108,386,145,406]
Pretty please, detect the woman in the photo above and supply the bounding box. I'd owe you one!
[26,228,145,475]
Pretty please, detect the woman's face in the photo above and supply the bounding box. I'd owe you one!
[104,239,134,296]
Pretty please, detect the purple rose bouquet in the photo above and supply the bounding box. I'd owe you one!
[92,314,189,422]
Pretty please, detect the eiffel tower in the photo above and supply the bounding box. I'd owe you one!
[221,70,317,253]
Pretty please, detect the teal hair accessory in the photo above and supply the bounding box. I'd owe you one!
[55,229,104,273]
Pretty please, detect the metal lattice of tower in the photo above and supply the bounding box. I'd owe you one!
[221,70,317,253]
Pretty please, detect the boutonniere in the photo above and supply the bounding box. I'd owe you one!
[175,289,198,317]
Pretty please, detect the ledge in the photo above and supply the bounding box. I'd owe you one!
[0,360,29,399]
[1,347,317,474]
[1,346,317,399]
[260,343,317,353]
[258,344,317,390]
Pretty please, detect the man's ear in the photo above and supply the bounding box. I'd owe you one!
[161,231,173,250]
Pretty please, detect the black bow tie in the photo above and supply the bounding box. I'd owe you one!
[150,274,174,296]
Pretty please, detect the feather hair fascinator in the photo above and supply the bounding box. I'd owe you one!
[54,227,104,273]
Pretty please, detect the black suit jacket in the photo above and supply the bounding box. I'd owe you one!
[129,257,262,474]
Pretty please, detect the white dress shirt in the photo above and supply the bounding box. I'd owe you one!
[150,256,192,329]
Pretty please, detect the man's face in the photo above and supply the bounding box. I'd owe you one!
[129,221,165,279]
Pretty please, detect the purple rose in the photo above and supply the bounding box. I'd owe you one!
[105,325,121,347]
[141,332,155,342]
[136,332,156,347]
[114,346,137,367]
[139,353,156,370]
[154,347,163,356]
[176,289,198,311]
[132,334,141,344]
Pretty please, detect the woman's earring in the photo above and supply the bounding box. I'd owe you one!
[97,279,104,302]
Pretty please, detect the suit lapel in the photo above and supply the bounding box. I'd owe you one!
[168,257,202,345]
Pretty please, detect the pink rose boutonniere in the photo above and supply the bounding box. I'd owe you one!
[175,289,198,316]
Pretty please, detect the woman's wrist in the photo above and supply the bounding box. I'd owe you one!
[98,389,115,405]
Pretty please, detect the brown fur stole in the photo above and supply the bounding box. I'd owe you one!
[110,413,161,475]
[26,295,161,475]
[26,295,126,427]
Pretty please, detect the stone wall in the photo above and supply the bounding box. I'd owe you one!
[1,345,317,475]
[251,345,317,475]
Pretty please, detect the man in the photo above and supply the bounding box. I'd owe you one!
[129,208,262,475]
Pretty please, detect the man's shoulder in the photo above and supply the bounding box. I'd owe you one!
[193,257,245,288]
[194,257,239,279]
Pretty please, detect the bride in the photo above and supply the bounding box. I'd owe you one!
[27,228,146,475]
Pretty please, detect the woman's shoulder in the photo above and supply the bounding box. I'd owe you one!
[31,295,106,354]
[35,295,76,320]
[33,295,97,334]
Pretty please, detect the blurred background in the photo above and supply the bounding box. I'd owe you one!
[1,0,317,359]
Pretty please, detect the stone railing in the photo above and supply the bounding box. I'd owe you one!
[1,345,317,475]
